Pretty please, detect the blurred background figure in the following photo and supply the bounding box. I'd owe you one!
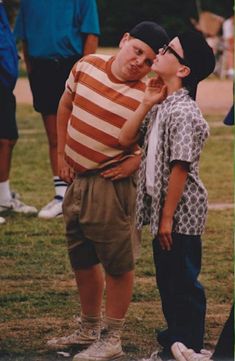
[0,0,37,225]
[189,0,234,79]
[14,0,100,219]
[222,15,234,79]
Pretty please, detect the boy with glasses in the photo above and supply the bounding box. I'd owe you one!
[119,31,215,360]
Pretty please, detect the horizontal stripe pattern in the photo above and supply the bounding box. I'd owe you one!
[65,54,145,173]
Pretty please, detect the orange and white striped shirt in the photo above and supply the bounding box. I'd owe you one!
[65,54,146,174]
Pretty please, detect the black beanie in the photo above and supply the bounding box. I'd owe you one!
[178,30,215,99]
[129,21,169,54]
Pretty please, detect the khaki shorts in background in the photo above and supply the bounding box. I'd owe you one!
[62,174,138,275]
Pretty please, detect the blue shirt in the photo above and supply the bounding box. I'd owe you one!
[14,0,100,59]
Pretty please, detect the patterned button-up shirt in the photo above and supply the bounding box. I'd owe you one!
[136,88,209,236]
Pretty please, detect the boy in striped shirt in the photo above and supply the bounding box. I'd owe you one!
[48,22,169,361]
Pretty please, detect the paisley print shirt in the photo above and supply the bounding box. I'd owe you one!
[136,88,209,236]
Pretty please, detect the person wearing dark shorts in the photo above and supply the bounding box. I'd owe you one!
[0,0,37,224]
[14,0,100,219]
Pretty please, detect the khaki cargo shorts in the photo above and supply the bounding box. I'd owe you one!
[62,174,138,275]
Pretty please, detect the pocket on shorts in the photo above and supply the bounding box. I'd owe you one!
[78,176,133,244]
[112,177,136,219]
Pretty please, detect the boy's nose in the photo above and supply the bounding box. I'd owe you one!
[136,56,144,66]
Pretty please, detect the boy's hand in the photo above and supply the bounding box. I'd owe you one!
[158,215,173,251]
[143,75,167,108]
[58,155,75,183]
[101,155,141,181]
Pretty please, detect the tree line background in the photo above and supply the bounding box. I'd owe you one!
[3,0,234,45]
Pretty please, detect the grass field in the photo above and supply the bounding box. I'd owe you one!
[0,105,233,361]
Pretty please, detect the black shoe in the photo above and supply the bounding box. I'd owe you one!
[156,329,170,348]
[157,349,174,361]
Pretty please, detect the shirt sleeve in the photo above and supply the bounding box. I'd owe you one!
[169,109,194,163]
[65,57,86,94]
[13,3,25,40]
[65,63,78,94]
[79,0,100,36]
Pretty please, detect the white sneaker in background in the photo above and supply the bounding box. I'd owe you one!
[0,216,6,224]
[38,196,63,219]
[0,198,37,214]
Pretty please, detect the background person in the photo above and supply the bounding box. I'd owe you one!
[0,0,37,224]
[222,15,234,79]
[14,0,100,219]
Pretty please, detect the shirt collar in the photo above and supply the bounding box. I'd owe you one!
[160,87,189,108]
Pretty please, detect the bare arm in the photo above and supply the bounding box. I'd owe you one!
[101,154,141,180]
[119,76,167,147]
[158,161,189,251]
[83,34,99,55]
[21,41,32,73]
[57,90,75,183]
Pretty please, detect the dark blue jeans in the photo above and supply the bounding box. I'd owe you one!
[152,233,206,354]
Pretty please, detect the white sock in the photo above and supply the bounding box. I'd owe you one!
[0,180,12,203]
[53,176,68,199]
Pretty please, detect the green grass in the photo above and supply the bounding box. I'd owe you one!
[0,105,233,360]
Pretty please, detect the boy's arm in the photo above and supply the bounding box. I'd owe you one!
[158,161,189,251]
[57,90,75,183]
[21,41,32,74]
[83,34,99,55]
[119,76,167,147]
[119,102,152,146]
[101,154,141,180]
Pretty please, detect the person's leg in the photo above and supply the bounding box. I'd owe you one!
[47,247,104,350]
[213,304,234,360]
[71,267,134,320]
[105,270,134,319]
[153,233,206,358]
[42,113,58,176]
[28,60,68,218]
[0,139,15,223]
[0,138,16,182]
[73,271,134,361]
[75,264,105,316]
[0,85,17,202]
[0,139,38,214]
[0,86,37,215]
[37,113,67,218]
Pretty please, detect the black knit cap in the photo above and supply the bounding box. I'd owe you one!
[129,21,169,53]
[178,30,215,99]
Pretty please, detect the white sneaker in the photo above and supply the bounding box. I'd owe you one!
[47,316,100,350]
[171,342,213,361]
[0,198,37,214]
[38,196,63,219]
[0,216,6,224]
[73,330,124,361]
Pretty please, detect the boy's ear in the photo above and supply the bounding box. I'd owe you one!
[119,33,131,49]
[177,65,191,79]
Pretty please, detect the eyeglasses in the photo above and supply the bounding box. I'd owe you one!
[162,44,188,65]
